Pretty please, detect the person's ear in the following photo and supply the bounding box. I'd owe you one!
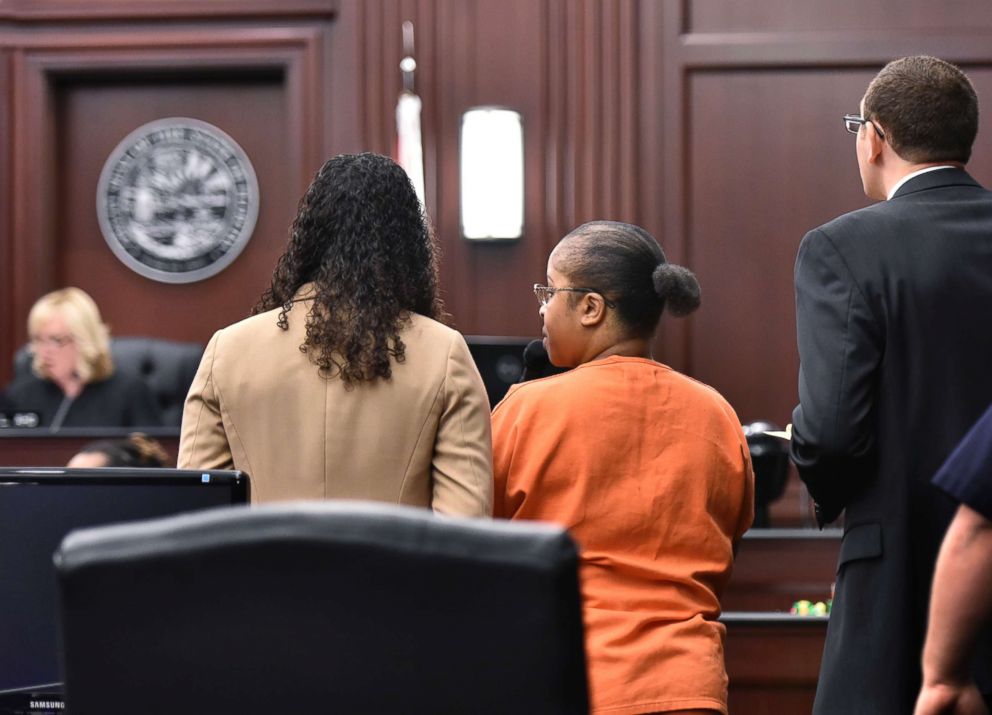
[578,293,608,327]
[866,121,885,164]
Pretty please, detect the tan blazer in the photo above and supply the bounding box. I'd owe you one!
[178,298,493,516]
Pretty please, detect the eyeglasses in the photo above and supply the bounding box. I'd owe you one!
[29,334,74,350]
[843,114,885,139]
[533,284,616,308]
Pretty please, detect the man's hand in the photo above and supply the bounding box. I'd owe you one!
[914,680,989,715]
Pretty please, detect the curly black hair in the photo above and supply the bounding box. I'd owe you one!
[254,153,444,385]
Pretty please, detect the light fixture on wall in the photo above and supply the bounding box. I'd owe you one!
[460,107,524,240]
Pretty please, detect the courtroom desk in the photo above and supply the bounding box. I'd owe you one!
[723,612,827,714]
[0,427,180,467]
[723,528,842,612]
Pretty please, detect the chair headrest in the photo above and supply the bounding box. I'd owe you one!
[57,500,578,573]
[55,501,589,714]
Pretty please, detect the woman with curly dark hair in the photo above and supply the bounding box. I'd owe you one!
[178,153,492,515]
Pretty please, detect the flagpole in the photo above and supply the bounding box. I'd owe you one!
[396,20,426,210]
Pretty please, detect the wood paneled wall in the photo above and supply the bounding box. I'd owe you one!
[352,0,646,338]
[0,1,338,384]
[641,1,992,428]
[5,1,992,706]
[3,0,992,454]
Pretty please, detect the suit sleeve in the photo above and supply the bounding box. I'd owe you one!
[430,333,494,517]
[177,333,234,471]
[791,228,882,525]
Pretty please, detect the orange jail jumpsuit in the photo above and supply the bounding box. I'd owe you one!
[492,355,754,715]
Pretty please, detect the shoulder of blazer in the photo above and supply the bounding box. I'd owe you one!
[811,200,893,247]
[404,312,460,341]
[398,314,456,354]
[813,169,986,239]
[891,167,983,199]
[212,304,306,348]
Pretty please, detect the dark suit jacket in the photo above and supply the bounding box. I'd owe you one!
[791,168,992,714]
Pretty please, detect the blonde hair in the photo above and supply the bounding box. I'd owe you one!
[28,287,114,383]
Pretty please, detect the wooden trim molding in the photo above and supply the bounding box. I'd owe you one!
[0,49,12,386]
[0,0,337,22]
[677,30,992,68]
[0,432,180,467]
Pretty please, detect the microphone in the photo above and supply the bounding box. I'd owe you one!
[520,339,551,382]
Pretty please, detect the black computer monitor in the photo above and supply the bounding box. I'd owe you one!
[0,467,250,693]
[465,336,534,407]
[465,336,570,407]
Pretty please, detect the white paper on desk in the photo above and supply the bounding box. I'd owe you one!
[763,424,792,441]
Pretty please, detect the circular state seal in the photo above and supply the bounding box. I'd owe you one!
[96,118,259,284]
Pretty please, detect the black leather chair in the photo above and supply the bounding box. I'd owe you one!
[54,501,589,715]
[742,421,791,528]
[14,336,203,426]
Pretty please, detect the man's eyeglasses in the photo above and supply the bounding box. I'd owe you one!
[533,284,616,308]
[843,114,885,139]
[28,334,74,350]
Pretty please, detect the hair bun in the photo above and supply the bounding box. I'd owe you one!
[652,263,701,317]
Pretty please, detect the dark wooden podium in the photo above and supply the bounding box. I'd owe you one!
[0,427,180,467]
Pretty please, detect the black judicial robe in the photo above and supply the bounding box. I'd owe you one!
[4,371,162,429]
[791,168,992,715]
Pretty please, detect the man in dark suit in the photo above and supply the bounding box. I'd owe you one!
[791,55,992,714]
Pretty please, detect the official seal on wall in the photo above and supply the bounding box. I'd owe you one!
[96,117,259,284]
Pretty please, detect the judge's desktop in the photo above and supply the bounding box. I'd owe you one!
[0,467,249,714]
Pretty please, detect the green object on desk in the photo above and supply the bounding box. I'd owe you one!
[791,599,831,616]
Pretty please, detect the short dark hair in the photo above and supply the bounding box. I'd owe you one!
[254,153,444,385]
[863,56,978,164]
[76,433,169,468]
[553,220,700,338]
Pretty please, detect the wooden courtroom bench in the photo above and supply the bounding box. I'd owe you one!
[725,528,841,612]
[720,530,839,713]
[724,612,827,713]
